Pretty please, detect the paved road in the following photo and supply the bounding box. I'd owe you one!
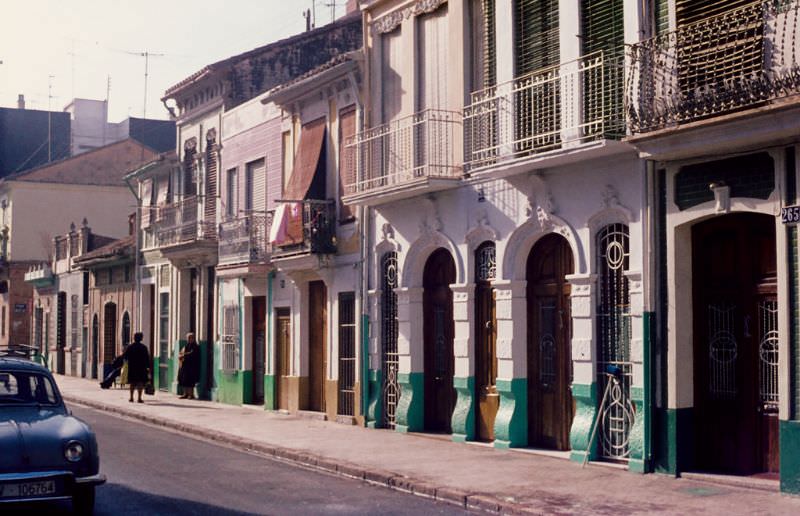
[7,405,468,515]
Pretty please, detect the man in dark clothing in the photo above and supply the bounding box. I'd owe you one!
[123,332,151,403]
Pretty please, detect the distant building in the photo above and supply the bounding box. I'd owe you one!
[0,103,71,177]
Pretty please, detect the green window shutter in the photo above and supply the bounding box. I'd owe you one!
[515,0,560,75]
[581,0,625,57]
[654,0,669,35]
[675,0,755,27]
[483,0,497,88]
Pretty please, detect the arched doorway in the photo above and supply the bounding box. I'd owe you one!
[475,242,497,441]
[692,213,778,474]
[527,233,574,450]
[91,315,99,379]
[103,303,117,378]
[423,248,456,433]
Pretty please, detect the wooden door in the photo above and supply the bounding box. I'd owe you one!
[251,296,266,405]
[423,249,456,433]
[308,281,327,412]
[527,234,574,450]
[276,308,291,411]
[693,213,778,475]
[475,243,498,442]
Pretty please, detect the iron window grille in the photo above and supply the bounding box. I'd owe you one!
[338,292,357,417]
[381,252,400,429]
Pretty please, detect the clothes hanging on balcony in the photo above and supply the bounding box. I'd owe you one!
[269,118,326,246]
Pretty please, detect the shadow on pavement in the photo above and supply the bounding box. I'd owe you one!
[2,483,259,516]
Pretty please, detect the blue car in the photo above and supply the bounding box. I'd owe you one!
[0,352,105,514]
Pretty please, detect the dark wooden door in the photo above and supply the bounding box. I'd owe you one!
[308,281,327,412]
[423,249,456,433]
[252,296,266,405]
[276,308,291,411]
[475,245,498,442]
[693,213,778,475]
[527,234,574,450]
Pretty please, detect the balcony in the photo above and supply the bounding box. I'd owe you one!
[271,200,336,260]
[343,109,462,206]
[24,263,54,287]
[218,212,273,265]
[464,51,625,174]
[154,197,216,249]
[627,0,800,134]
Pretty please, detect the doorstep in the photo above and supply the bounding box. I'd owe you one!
[680,472,780,493]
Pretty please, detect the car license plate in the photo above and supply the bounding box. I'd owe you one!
[0,480,56,498]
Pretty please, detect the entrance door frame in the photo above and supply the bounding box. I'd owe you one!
[665,161,790,474]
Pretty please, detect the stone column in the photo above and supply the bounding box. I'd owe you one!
[566,273,598,463]
[395,286,424,433]
[492,279,528,448]
[451,283,475,442]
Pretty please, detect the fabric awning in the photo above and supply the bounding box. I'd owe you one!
[269,118,327,246]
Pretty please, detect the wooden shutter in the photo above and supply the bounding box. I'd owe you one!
[339,108,356,222]
[581,0,624,56]
[418,4,449,111]
[675,0,754,26]
[205,145,217,224]
[141,179,153,227]
[515,0,560,75]
[381,29,403,122]
[471,0,496,91]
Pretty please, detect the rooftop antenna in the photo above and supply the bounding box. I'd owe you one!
[124,50,166,119]
[48,75,55,161]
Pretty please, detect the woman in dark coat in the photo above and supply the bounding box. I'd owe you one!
[177,332,201,399]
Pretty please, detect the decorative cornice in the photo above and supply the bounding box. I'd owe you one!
[374,0,447,34]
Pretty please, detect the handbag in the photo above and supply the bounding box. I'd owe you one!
[144,382,155,395]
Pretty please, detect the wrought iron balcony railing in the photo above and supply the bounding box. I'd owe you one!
[272,200,336,258]
[626,0,800,133]
[464,52,625,171]
[218,212,273,264]
[343,109,462,197]
[154,196,216,248]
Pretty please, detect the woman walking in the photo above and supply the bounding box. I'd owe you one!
[177,332,201,399]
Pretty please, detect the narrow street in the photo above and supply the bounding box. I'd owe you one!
[6,406,467,515]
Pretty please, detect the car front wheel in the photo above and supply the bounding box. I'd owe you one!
[72,485,95,515]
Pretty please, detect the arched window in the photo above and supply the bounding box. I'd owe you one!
[380,252,399,428]
[475,241,496,282]
[595,223,633,461]
[121,312,131,346]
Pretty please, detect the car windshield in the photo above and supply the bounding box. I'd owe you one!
[0,370,59,405]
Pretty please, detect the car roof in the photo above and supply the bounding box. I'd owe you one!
[0,357,51,373]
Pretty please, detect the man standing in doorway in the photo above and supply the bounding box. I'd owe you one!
[123,332,150,403]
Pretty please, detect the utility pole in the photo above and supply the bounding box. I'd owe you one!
[125,50,165,119]
[48,75,55,161]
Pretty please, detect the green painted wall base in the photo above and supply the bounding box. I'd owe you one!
[780,420,800,494]
[395,372,423,433]
[169,339,186,395]
[569,383,598,463]
[198,340,210,400]
[264,374,276,410]
[494,378,527,448]
[213,370,253,406]
[452,376,475,442]
[654,407,694,475]
[366,369,383,429]
[628,386,646,473]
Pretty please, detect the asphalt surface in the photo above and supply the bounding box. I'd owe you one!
[6,405,469,515]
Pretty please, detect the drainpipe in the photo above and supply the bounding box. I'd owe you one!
[347,68,370,424]
[123,175,142,334]
[267,269,275,409]
[643,159,657,472]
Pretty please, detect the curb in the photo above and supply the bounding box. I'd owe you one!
[64,395,536,514]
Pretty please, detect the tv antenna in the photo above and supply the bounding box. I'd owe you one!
[124,50,166,118]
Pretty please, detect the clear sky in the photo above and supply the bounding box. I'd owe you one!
[0,0,346,122]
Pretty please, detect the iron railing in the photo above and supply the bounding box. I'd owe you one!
[626,0,800,133]
[221,339,239,373]
[343,109,462,196]
[272,200,336,257]
[464,52,625,171]
[218,212,273,264]
[154,196,216,247]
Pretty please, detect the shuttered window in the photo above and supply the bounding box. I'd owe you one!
[245,158,265,213]
[338,107,356,222]
[654,0,669,35]
[226,169,237,218]
[418,3,449,111]
[515,0,560,76]
[581,0,624,56]
[381,28,403,122]
[470,0,496,91]
[205,141,217,224]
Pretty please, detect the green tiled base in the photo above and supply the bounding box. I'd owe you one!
[569,383,598,463]
[366,369,383,429]
[494,378,527,448]
[264,374,276,410]
[781,420,800,494]
[452,376,475,442]
[395,372,423,433]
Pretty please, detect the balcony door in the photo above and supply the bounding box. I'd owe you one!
[276,308,291,411]
[417,3,449,172]
[251,296,267,405]
[308,281,327,412]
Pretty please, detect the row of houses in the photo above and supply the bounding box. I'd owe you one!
[15,0,800,494]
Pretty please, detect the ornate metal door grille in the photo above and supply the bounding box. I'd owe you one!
[539,301,557,392]
[759,300,779,409]
[596,223,634,461]
[381,253,400,428]
[708,303,738,400]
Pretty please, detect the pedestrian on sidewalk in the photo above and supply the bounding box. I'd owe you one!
[123,332,150,403]
[177,332,200,400]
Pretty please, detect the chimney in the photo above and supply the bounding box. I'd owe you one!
[346,0,358,14]
[17,94,25,110]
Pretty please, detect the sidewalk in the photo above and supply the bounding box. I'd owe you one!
[56,374,800,515]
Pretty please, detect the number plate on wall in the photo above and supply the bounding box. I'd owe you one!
[781,205,800,224]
